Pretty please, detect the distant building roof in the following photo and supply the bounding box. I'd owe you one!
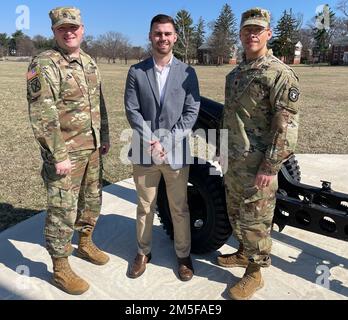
[198,43,212,50]
[333,35,348,46]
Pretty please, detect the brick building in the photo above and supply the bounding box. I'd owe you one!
[330,35,348,65]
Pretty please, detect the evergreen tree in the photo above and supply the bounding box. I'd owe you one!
[32,35,55,52]
[192,17,206,61]
[9,30,25,55]
[0,33,9,57]
[209,3,238,65]
[271,9,300,63]
[174,10,194,63]
[312,5,336,61]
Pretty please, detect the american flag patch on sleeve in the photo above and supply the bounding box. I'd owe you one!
[27,68,38,80]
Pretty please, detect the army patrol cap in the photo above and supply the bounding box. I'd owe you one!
[240,7,271,29]
[49,7,82,29]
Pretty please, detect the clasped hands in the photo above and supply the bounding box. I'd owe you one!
[148,140,167,164]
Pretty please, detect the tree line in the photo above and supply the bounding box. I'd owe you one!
[272,1,348,63]
[0,30,144,63]
[0,1,347,64]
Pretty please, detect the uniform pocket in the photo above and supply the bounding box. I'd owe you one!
[243,186,276,219]
[85,70,98,90]
[46,185,74,209]
[61,71,84,102]
[42,163,72,191]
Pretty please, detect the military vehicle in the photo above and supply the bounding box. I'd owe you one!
[157,97,348,253]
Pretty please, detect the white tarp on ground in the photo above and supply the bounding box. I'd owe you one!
[0,154,347,300]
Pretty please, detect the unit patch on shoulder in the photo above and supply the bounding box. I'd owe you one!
[30,77,42,93]
[288,87,299,102]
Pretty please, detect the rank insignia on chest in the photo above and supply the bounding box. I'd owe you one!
[30,77,42,93]
[289,87,299,102]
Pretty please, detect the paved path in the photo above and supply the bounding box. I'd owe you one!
[0,154,347,300]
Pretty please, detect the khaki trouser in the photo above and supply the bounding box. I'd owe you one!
[133,164,191,258]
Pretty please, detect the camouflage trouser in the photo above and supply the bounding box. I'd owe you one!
[224,150,278,267]
[42,149,102,258]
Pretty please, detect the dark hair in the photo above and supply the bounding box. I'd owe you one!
[150,14,176,31]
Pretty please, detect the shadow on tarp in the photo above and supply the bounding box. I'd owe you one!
[0,203,41,232]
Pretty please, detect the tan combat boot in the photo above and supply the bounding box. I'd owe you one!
[229,262,264,300]
[77,230,110,265]
[51,257,89,295]
[217,243,249,268]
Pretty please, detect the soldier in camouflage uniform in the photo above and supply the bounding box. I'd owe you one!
[217,8,300,300]
[27,7,110,295]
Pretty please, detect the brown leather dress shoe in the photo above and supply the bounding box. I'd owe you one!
[128,253,151,279]
[177,256,194,281]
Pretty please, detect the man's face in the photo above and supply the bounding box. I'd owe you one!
[240,25,272,55]
[53,24,84,53]
[149,22,177,56]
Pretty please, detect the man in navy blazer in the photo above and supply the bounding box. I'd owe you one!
[124,14,200,281]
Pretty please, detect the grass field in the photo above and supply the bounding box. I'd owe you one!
[0,61,347,231]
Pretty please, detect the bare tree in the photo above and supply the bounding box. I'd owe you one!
[295,12,304,29]
[81,35,104,62]
[298,28,315,62]
[337,0,348,17]
[16,35,34,56]
[333,16,348,37]
[144,42,152,57]
[336,0,348,34]
[100,31,125,63]
[119,38,132,64]
[81,35,94,52]
[130,46,146,61]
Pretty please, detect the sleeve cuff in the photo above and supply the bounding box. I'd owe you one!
[258,160,282,176]
[53,151,69,164]
[159,136,170,154]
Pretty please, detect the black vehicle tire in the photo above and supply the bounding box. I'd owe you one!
[274,154,301,231]
[157,155,301,254]
[157,160,231,254]
[282,154,301,182]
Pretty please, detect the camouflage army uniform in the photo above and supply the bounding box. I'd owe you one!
[222,51,300,266]
[27,46,109,258]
